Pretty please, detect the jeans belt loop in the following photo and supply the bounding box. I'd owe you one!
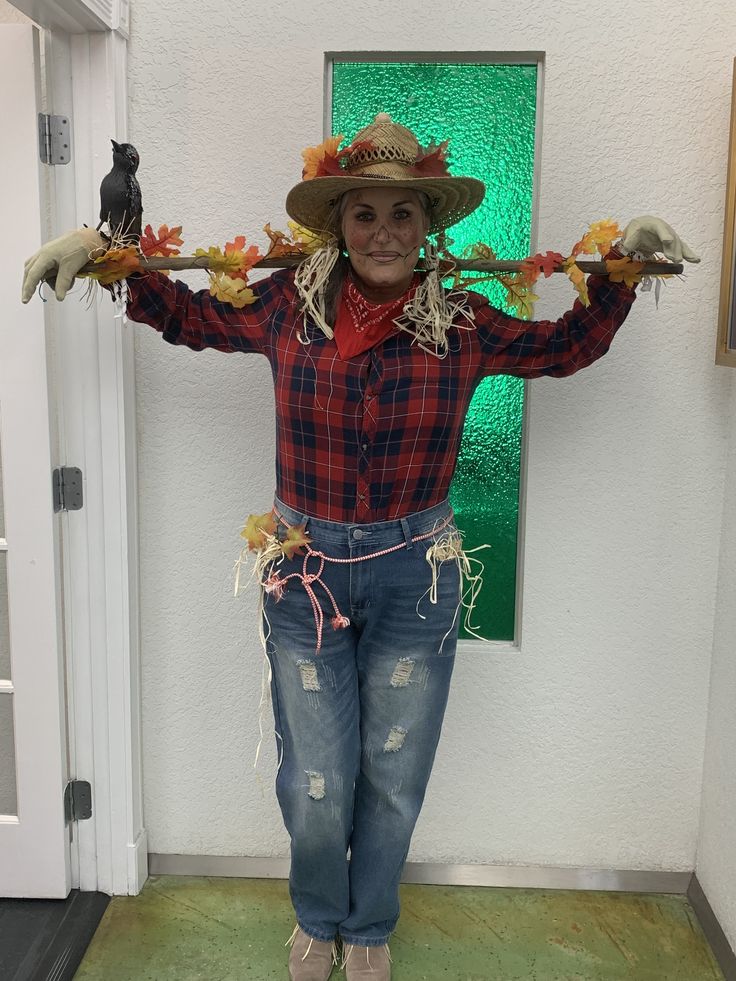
[400,517,413,551]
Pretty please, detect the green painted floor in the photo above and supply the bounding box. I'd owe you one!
[72,875,724,981]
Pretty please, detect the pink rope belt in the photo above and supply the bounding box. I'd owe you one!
[262,507,454,654]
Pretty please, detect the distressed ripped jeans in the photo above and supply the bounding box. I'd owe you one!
[261,495,461,947]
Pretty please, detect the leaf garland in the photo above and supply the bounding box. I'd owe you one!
[86,216,650,315]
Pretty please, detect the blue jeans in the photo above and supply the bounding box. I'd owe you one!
[261,495,462,947]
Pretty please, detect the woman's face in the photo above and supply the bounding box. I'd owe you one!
[341,187,429,300]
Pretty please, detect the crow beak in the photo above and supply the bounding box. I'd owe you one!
[111,139,121,152]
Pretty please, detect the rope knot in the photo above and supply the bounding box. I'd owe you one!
[331,614,351,630]
[263,573,286,601]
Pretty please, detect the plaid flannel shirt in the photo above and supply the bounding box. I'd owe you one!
[125,251,637,522]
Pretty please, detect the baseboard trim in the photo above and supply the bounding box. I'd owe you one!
[688,874,736,981]
[148,853,692,893]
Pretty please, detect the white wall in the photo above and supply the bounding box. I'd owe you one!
[126,0,735,882]
[697,376,736,952]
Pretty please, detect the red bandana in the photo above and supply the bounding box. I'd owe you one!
[334,274,419,360]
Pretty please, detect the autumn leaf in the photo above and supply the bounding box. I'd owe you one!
[194,245,243,276]
[263,222,302,258]
[224,237,262,278]
[209,272,256,308]
[281,524,312,560]
[605,255,644,288]
[497,273,539,319]
[571,232,597,257]
[240,512,277,551]
[524,250,565,279]
[139,223,184,257]
[412,139,450,176]
[287,221,331,254]
[464,241,497,261]
[302,135,344,180]
[563,256,590,306]
[85,245,142,284]
[586,219,622,257]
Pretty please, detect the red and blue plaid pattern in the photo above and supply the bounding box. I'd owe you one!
[125,253,636,522]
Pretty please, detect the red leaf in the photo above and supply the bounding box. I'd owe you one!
[140,223,183,258]
[411,140,450,177]
[524,250,565,279]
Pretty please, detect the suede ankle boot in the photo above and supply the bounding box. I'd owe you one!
[286,924,339,981]
[341,942,392,980]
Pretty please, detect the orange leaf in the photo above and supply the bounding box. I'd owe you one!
[281,524,312,560]
[223,238,262,279]
[86,245,142,284]
[139,223,184,257]
[571,232,597,257]
[604,256,644,288]
[263,223,303,259]
[302,135,344,180]
[240,512,277,550]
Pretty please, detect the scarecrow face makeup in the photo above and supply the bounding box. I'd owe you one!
[341,187,429,302]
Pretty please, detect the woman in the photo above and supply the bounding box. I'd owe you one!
[21,113,698,981]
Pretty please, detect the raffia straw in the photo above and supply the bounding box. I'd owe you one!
[293,237,341,340]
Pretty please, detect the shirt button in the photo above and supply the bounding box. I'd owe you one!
[352,529,364,540]
[362,443,368,450]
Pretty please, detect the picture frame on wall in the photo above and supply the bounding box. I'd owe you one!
[717,57,736,367]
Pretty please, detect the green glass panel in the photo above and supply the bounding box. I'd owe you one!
[332,61,537,641]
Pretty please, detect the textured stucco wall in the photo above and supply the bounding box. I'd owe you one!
[127,0,735,896]
[697,377,736,952]
[0,0,30,24]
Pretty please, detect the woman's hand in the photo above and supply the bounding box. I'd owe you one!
[620,216,700,263]
[22,227,108,303]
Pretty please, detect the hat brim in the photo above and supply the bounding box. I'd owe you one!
[285,175,486,236]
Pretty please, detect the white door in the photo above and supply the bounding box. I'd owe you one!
[0,23,70,898]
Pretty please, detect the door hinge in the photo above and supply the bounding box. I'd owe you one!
[53,467,83,513]
[38,113,71,165]
[64,780,92,824]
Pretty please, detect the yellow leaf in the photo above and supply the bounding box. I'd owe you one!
[605,256,644,288]
[281,524,312,560]
[209,272,256,308]
[287,221,331,254]
[194,245,242,276]
[496,272,538,318]
[563,256,590,306]
[240,512,277,551]
[464,241,497,261]
[587,219,622,257]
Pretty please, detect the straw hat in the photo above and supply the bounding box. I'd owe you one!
[285,113,485,235]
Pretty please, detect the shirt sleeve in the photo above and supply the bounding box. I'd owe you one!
[471,249,638,379]
[121,267,294,355]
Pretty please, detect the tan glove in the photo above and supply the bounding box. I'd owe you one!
[22,227,108,303]
[620,216,700,263]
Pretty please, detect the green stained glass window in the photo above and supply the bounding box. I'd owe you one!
[332,60,538,642]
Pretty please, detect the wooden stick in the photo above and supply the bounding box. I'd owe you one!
[78,254,685,277]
